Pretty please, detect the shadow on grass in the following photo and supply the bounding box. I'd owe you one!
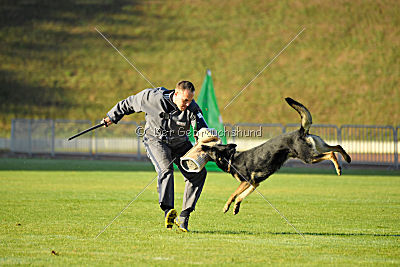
[279,165,400,176]
[0,70,76,115]
[0,158,155,171]
[192,230,400,238]
[270,232,400,238]
[191,230,259,235]
[0,0,148,122]
[1,157,399,175]
[0,0,137,29]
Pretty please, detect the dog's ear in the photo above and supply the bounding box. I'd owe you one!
[226,144,237,150]
[201,145,213,152]
[225,144,237,156]
[202,144,236,154]
[210,144,237,153]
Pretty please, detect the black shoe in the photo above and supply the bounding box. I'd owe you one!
[174,216,189,232]
[164,209,177,229]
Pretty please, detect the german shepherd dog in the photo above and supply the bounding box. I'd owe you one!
[202,98,351,215]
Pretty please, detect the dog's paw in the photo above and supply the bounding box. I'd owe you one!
[223,204,230,213]
[233,202,241,215]
[336,166,342,176]
[345,154,351,163]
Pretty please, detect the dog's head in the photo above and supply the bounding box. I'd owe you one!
[201,144,237,172]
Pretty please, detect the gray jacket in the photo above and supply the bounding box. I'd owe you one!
[107,87,208,145]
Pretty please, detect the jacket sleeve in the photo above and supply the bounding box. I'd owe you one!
[106,89,149,124]
[194,111,208,130]
[190,102,208,131]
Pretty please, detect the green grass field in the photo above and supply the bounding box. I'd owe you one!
[0,158,399,265]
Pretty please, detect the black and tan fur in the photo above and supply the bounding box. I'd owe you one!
[202,97,351,215]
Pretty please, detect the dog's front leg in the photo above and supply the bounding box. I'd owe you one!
[312,152,341,175]
[223,181,248,213]
[233,183,259,215]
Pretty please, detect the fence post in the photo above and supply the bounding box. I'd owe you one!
[51,119,55,157]
[89,122,93,158]
[337,126,342,164]
[232,124,237,143]
[28,119,32,157]
[394,127,398,170]
[137,124,141,159]
[10,119,15,152]
[94,124,98,159]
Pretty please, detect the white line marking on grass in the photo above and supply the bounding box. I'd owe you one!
[153,257,173,260]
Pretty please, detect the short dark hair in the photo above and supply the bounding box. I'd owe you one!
[176,80,195,92]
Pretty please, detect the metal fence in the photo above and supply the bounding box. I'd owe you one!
[230,123,284,151]
[8,119,400,169]
[340,125,397,167]
[94,121,144,158]
[11,119,94,156]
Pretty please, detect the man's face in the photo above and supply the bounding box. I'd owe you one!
[173,89,194,111]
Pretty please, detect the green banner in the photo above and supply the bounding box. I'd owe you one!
[187,70,226,172]
[190,69,227,144]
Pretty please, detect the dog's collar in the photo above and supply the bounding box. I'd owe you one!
[227,153,234,173]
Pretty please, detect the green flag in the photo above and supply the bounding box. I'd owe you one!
[189,70,227,145]
[196,70,227,144]
[185,70,226,171]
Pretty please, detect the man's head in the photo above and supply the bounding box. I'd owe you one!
[173,81,195,111]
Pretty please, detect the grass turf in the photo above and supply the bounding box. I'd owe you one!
[0,158,399,265]
[1,0,400,137]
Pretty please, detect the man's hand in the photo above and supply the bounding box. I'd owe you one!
[102,117,112,127]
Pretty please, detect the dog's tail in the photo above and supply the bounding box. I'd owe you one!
[285,97,312,134]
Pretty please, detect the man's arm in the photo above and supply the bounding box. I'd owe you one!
[189,101,208,131]
[194,111,208,130]
[104,89,149,125]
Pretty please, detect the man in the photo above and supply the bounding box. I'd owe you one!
[102,81,208,232]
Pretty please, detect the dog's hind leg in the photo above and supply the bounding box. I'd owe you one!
[233,183,259,215]
[223,181,250,213]
[312,152,341,175]
[329,145,351,163]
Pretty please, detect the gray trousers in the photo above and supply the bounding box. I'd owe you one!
[143,136,207,214]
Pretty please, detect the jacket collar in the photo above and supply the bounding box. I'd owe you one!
[163,89,178,110]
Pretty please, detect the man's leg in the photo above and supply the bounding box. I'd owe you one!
[179,166,207,215]
[172,141,207,231]
[177,166,207,232]
[143,137,177,228]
